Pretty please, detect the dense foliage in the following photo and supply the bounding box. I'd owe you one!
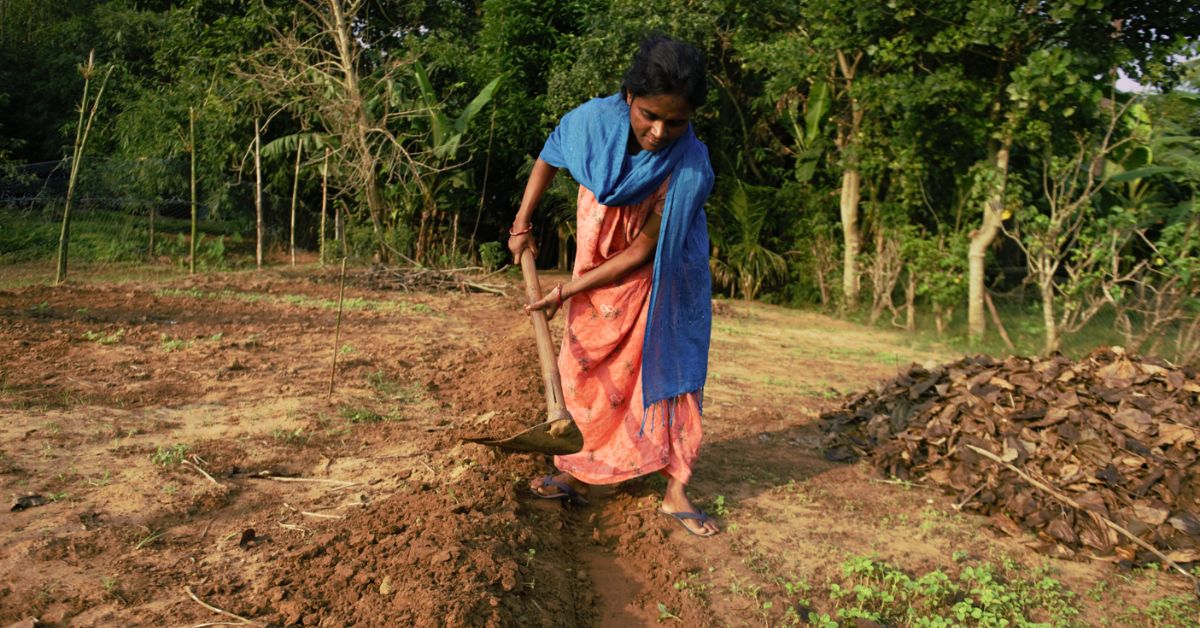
[1,0,1198,360]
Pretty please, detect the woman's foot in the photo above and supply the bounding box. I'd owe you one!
[660,477,719,537]
[530,472,589,504]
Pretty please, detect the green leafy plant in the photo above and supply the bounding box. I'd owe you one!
[82,328,125,345]
[151,443,189,467]
[159,334,193,352]
[479,241,506,271]
[710,178,788,300]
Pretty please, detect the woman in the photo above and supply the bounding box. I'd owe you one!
[508,36,718,537]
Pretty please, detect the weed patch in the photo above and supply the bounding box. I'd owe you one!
[151,443,189,467]
[82,328,125,345]
[822,555,1080,626]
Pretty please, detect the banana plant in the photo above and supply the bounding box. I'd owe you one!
[410,62,501,263]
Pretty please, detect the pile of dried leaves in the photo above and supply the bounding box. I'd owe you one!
[821,347,1200,565]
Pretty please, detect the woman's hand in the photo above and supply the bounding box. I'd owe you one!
[507,230,537,265]
[525,284,564,320]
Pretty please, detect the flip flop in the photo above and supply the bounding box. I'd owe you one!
[531,475,589,506]
[659,508,718,538]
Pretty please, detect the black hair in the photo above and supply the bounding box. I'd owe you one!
[620,35,708,111]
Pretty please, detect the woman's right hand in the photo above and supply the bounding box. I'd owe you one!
[508,230,537,265]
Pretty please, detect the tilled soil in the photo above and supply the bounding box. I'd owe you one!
[1,267,1195,626]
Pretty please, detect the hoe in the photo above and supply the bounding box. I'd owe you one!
[464,250,584,455]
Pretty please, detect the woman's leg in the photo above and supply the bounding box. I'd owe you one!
[529,471,589,497]
[661,475,719,536]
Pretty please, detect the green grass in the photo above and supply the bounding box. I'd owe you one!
[0,206,248,265]
[153,287,435,315]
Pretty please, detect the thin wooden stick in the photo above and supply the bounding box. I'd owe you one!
[984,291,1016,351]
[301,511,343,520]
[257,475,356,486]
[184,586,255,625]
[278,521,312,535]
[966,444,1198,589]
[182,459,221,487]
[328,257,347,398]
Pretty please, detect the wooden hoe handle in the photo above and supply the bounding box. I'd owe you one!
[520,249,569,421]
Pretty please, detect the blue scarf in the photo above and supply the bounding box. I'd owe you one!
[539,94,714,425]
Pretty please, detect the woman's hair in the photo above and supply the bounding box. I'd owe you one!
[620,35,708,110]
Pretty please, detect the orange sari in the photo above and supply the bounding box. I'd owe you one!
[554,179,703,485]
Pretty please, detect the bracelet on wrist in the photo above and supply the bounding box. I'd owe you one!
[555,284,564,308]
[508,224,533,236]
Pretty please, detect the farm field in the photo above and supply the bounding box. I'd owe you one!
[0,267,1195,626]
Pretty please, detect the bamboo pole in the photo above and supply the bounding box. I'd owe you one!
[254,117,264,269]
[328,257,348,398]
[289,140,302,266]
[55,51,111,284]
[189,106,198,275]
[319,147,329,266]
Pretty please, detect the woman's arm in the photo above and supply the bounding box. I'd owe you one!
[507,158,559,263]
[526,212,662,319]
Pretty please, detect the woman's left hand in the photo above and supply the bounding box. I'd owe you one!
[525,285,564,320]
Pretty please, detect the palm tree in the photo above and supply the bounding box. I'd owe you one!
[709,178,788,300]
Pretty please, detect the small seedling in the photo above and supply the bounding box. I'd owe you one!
[159,334,193,352]
[340,406,384,424]
[47,491,70,502]
[87,470,112,487]
[134,528,164,550]
[100,576,127,604]
[656,602,682,622]
[151,443,189,467]
[162,483,179,495]
[271,427,309,444]
[710,495,729,517]
[82,328,125,345]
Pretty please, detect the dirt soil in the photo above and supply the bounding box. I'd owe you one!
[1,266,1194,626]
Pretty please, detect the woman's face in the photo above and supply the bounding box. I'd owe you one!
[626,92,693,152]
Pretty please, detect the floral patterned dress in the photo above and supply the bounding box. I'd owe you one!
[553,178,703,485]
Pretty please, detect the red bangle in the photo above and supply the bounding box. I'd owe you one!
[555,285,564,308]
[508,224,533,236]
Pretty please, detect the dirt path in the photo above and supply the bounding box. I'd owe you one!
[1,268,1193,626]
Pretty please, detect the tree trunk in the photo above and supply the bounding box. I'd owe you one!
[834,49,865,309]
[840,167,862,307]
[905,270,916,332]
[558,225,570,271]
[319,147,329,266]
[336,203,347,257]
[967,134,1012,342]
[1041,274,1058,355]
[254,116,264,269]
[189,106,197,275]
[148,206,155,257]
[289,140,302,266]
[55,53,108,284]
[328,0,388,263]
